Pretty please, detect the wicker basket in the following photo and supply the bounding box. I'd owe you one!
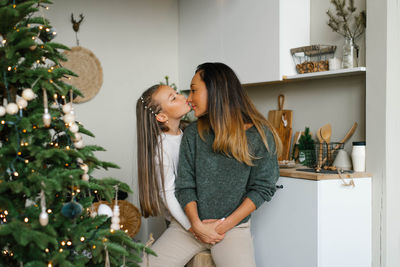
[92,200,141,238]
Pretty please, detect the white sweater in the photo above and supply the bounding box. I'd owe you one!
[156,132,191,230]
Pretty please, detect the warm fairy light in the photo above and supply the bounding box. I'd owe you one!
[36,60,40,64]
[67,241,72,246]
[47,69,51,73]
[52,32,57,35]
[24,142,28,146]
[2,250,7,255]
[92,245,96,249]
[33,125,37,129]
[13,171,19,176]
[120,224,124,228]
[59,248,63,252]
[65,163,69,167]
[48,263,52,267]
[39,25,44,30]
[1,120,5,124]
[125,229,128,233]
[45,248,49,253]
[47,209,52,213]
[71,192,75,196]
[17,152,22,155]
[20,142,24,146]
[32,36,36,40]
[7,66,11,71]
[110,229,115,233]
[53,94,58,98]
[94,190,98,194]
[103,238,108,242]
[25,160,29,164]
[50,66,54,70]
[10,252,13,256]
[22,129,27,133]
[24,217,28,223]
[31,169,35,173]
[46,6,50,10]
[61,241,66,246]
[76,189,81,193]
[46,28,50,32]
[1,40,6,44]
[80,237,85,242]
[54,143,59,147]
[61,95,66,99]
[66,146,70,150]
[13,4,16,8]
[3,211,7,215]
[49,80,53,83]
[3,218,6,222]
[50,142,54,146]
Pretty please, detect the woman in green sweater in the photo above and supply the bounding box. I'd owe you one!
[173,62,281,266]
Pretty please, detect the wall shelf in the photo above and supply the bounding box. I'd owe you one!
[243,67,366,88]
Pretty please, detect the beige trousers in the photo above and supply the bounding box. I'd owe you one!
[141,219,256,267]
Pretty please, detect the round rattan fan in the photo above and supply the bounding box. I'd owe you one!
[92,200,141,238]
[62,46,103,103]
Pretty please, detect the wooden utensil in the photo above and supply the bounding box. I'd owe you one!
[334,122,358,150]
[321,124,332,163]
[316,127,324,169]
[268,94,293,161]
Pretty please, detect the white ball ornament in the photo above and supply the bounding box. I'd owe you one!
[22,88,35,101]
[62,103,73,114]
[74,140,84,149]
[69,123,79,133]
[63,113,75,124]
[97,204,113,218]
[80,163,89,173]
[0,106,6,117]
[81,173,89,181]
[6,103,18,115]
[17,98,28,109]
[39,210,49,226]
[43,112,51,127]
[74,132,82,141]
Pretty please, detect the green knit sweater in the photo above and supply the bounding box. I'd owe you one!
[175,121,279,224]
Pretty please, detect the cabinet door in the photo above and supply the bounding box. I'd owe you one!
[178,0,280,88]
[251,177,318,267]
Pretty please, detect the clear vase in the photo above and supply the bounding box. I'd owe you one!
[342,37,358,68]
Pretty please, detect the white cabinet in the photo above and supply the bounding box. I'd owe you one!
[251,176,371,267]
[178,0,310,88]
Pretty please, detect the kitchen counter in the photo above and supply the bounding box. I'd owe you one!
[279,167,372,180]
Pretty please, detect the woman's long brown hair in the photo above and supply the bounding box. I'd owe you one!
[196,63,282,166]
[136,85,168,217]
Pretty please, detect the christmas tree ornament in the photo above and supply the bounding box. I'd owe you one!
[61,200,83,219]
[39,188,49,226]
[74,140,84,149]
[63,113,75,124]
[43,109,51,127]
[22,88,35,101]
[110,185,121,231]
[73,132,82,141]
[97,204,112,218]
[80,163,88,173]
[6,103,18,115]
[42,89,51,127]
[69,122,79,133]
[62,103,72,114]
[81,173,89,181]
[0,106,5,116]
[16,96,28,109]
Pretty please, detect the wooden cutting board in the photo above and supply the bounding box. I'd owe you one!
[268,94,293,161]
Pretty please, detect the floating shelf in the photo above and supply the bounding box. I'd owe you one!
[243,67,366,87]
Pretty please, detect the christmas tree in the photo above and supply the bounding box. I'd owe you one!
[0,1,151,266]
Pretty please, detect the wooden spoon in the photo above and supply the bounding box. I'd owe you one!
[320,124,332,165]
[316,127,324,169]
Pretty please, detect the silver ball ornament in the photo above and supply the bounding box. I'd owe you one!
[74,132,82,141]
[74,140,84,149]
[80,163,89,173]
[6,103,18,115]
[81,173,89,181]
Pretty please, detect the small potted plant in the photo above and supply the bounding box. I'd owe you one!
[297,127,316,167]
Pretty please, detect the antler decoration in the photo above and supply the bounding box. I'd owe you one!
[71,13,84,32]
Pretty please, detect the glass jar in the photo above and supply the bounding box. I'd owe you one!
[351,141,366,172]
[342,37,358,68]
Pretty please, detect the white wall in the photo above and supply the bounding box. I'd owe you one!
[47,0,179,242]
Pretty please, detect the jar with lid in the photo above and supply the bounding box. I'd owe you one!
[351,141,366,172]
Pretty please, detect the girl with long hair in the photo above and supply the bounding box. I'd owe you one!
[136,84,192,234]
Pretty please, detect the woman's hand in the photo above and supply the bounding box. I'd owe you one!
[192,220,225,245]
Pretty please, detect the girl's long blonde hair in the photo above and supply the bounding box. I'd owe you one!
[196,63,282,166]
